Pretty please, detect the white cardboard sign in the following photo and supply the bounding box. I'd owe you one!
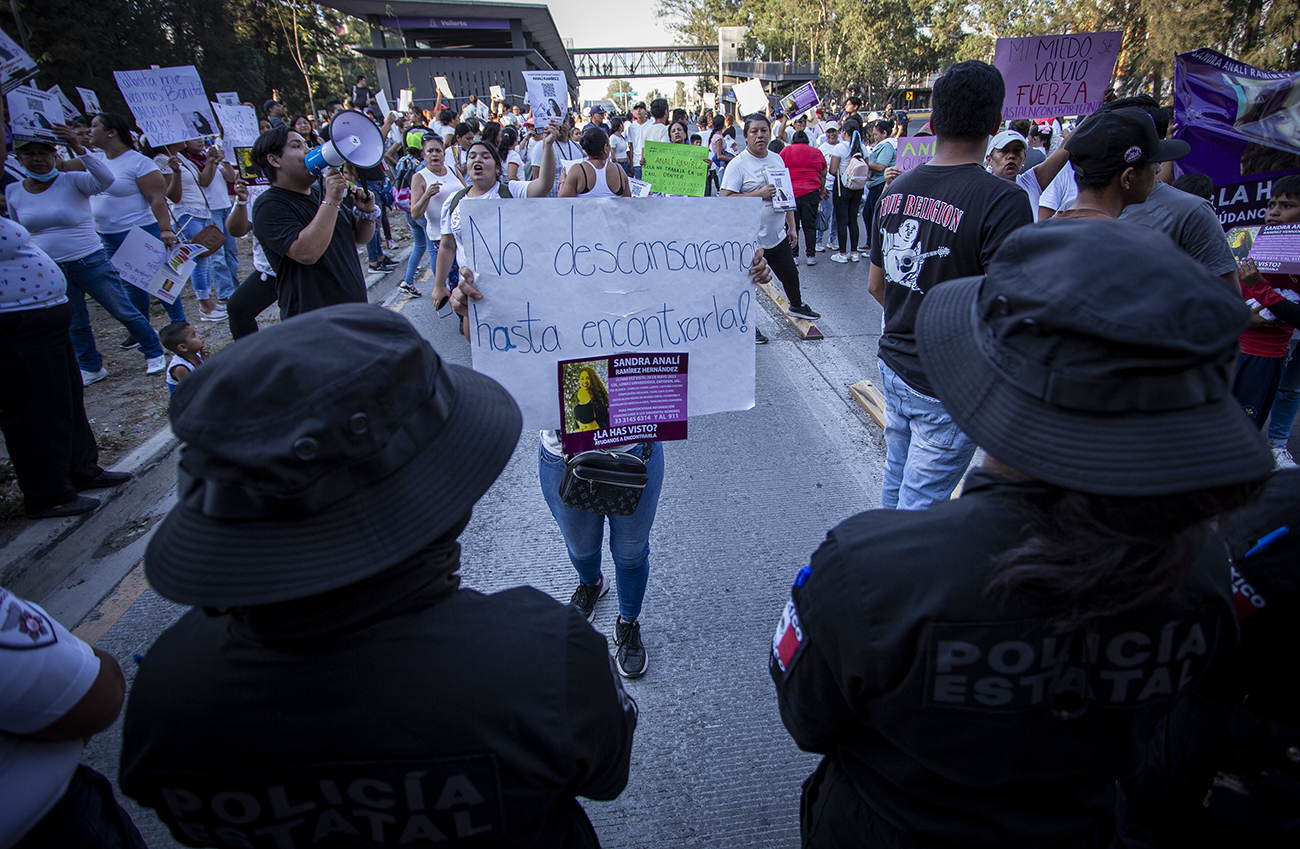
[210,101,259,147]
[373,89,391,118]
[110,227,171,301]
[113,65,216,147]
[434,76,453,99]
[7,86,61,142]
[47,85,79,120]
[733,79,768,116]
[75,87,102,115]
[0,29,35,92]
[463,197,762,429]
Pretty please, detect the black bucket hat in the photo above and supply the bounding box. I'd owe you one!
[916,219,1273,496]
[146,304,522,607]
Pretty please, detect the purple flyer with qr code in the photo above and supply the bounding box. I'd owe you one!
[557,353,688,453]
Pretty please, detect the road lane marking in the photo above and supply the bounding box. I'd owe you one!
[71,561,148,646]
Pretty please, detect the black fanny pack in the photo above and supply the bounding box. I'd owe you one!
[558,444,651,515]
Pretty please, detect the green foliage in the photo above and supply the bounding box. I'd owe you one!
[656,0,1298,106]
[606,79,634,98]
[6,0,374,120]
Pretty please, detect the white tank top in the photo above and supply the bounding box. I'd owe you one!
[419,166,465,239]
[576,160,621,199]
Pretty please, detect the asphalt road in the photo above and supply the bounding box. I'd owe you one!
[71,240,889,848]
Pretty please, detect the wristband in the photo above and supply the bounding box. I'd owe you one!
[357,208,382,222]
[234,200,247,206]
[321,200,339,208]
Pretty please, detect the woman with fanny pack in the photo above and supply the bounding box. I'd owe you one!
[829,119,868,264]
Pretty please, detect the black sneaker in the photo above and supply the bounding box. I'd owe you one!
[614,618,647,678]
[788,302,821,321]
[119,336,140,350]
[755,328,768,345]
[568,575,609,622]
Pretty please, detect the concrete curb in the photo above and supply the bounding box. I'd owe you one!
[0,422,180,626]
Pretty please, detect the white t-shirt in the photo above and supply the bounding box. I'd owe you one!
[5,153,115,263]
[154,154,209,219]
[418,165,465,239]
[200,165,231,211]
[1013,167,1046,221]
[641,122,669,152]
[0,588,100,846]
[626,120,648,166]
[530,139,582,197]
[720,148,789,249]
[1039,162,1078,215]
[818,141,847,190]
[609,133,629,164]
[90,150,160,234]
[505,149,526,179]
[440,180,530,268]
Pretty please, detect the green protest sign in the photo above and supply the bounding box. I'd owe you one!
[642,141,709,197]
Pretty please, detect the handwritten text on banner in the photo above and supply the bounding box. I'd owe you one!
[464,198,762,429]
[993,31,1122,120]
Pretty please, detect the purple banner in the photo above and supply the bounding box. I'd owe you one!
[558,354,688,453]
[993,31,1122,120]
[379,16,510,30]
[1209,169,1298,234]
[1174,48,1300,185]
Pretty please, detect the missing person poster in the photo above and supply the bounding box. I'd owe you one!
[642,140,709,196]
[767,167,795,211]
[524,70,567,129]
[211,101,259,148]
[993,31,1122,120]
[1248,223,1300,274]
[76,87,102,116]
[0,28,36,93]
[781,82,819,117]
[463,197,761,430]
[113,65,217,147]
[557,354,688,452]
[6,86,61,142]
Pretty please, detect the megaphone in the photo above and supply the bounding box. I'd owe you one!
[304,110,386,176]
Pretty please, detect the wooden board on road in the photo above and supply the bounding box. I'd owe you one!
[849,379,886,428]
[755,279,823,339]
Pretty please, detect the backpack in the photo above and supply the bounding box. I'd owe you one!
[446,182,515,220]
[392,154,422,212]
[843,133,871,190]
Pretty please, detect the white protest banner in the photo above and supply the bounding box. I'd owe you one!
[215,91,240,105]
[398,89,413,112]
[211,101,259,147]
[733,78,768,116]
[7,87,61,142]
[993,31,1122,119]
[0,28,36,93]
[48,85,79,120]
[434,76,453,99]
[374,89,391,118]
[490,84,504,101]
[113,66,217,146]
[111,227,169,296]
[463,197,762,429]
[75,87,102,115]
[523,70,567,129]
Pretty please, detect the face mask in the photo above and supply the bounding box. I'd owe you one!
[22,166,57,182]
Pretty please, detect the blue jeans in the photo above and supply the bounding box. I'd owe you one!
[878,359,976,510]
[817,195,837,247]
[209,208,239,299]
[365,179,390,263]
[402,211,428,285]
[1268,339,1300,448]
[539,440,663,622]
[61,250,164,370]
[101,224,187,324]
[176,214,214,299]
[427,240,460,291]
[633,166,642,180]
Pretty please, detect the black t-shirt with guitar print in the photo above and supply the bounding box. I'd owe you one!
[870,163,1032,397]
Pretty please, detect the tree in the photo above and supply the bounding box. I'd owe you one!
[606,79,633,98]
[673,80,688,107]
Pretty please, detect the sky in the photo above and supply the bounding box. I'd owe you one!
[540,0,699,104]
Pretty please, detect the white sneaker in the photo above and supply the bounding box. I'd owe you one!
[145,355,166,375]
[81,367,109,387]
[849,252,861,262]
[793,254,800,266]
[1274,446,1297,468]
[805,255,817,266]
[815,241,826,252]
[830,253,849,264]
[199,308,227,322]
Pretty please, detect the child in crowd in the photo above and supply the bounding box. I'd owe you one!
[159,321,208,395]
[1232,175,1300,435]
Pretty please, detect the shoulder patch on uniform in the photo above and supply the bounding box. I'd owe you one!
[0,590,57,649]
[772,597,804,674]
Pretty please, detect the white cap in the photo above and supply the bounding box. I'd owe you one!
[824,121,840,131]
[986,130,1028,157]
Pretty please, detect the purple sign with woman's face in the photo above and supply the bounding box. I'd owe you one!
[1174,48,1300,185]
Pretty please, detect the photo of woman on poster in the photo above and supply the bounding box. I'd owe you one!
[565,364,610,432]
[1228,75,1300,153]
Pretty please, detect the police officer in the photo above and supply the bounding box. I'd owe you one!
[770,220,1275,847]
[120,304,637,849]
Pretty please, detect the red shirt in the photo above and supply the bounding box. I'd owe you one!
[780,144,827,198]
[1239,272,1299,358]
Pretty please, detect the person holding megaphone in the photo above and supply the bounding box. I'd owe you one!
[250,121,382,319]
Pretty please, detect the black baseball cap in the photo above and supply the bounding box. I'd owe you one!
[1066,107,1190,179]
